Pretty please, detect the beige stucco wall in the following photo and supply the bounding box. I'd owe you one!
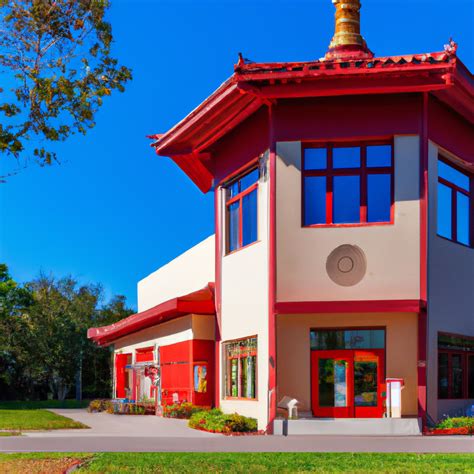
[277,313,419,417]
[218,155,270,429]
[427,141,474,420]
[137,235,215,312]
[114,314,215,356]
[276,137,421,302]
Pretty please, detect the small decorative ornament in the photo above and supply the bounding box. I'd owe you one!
[326,244,367,286]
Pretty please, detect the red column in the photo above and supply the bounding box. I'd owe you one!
[417,308,428,429]
[267,104,277,433]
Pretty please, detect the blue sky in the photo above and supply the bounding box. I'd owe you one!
[1,0,473,310]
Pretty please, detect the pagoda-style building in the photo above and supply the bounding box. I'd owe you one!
[90,1,473,434]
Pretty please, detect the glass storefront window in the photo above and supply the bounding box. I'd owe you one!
[311,329,385,351]
[224,337,257,399]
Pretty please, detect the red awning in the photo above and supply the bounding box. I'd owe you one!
[87,283,215,346]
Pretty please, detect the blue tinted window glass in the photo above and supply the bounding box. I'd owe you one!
[437,182,452,239]
[333,147,361,169]
[304,176,326,225]
[368,174,391,222]
[304,148,327,170]
[457,192,470,246]
[438,161,469,191]
[333,176,360,223]
[242,188,258,247]
[228,181,239,198]
[240,168,259,192]
[228,202,240,252]
[367,145,392,168]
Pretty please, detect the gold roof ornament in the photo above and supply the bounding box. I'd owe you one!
[326,0,374,60]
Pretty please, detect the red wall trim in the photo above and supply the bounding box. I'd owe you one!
[267,104,277,433]
[418,308,428,429]
[275,300,423,314]
[214,187,222,409]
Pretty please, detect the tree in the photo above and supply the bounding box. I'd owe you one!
[0,263,34,398]
[25,274,102,400]
[82,294,133,398]
[0,0,132,175]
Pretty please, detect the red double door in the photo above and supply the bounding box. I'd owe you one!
[311,349,385,418]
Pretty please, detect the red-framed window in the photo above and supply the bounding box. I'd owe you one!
[437,157,473,247]
[302,142,394,227]
[438,333,474,400]
[223,336,257,400]
[225,167,259,253]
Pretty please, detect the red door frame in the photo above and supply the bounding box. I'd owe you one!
[312,350,354,418]
[311,349,385,418]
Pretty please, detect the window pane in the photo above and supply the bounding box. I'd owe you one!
[240,168,259,192]
[438,353,449,399]
[305,148,327,170]
[304,176,326,225]
[242,188,258,247]
[457,192,470,246]
[228,202,240,252]
[367,145,392,167]
[469,355,474,399]
[451,354,464,399]
[333,147,361,169]
[368,174,391,223]
[228,181,239,199]
[437,183,452,239]
[438,161,470,191]
[333,175,360,223]
[311,329,385,350]
[241,356,256,399]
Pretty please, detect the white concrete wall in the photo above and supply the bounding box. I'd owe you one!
[218,156,270,429]
[137,235,215,312]
[276,137,421,302]
[426,141,474,420]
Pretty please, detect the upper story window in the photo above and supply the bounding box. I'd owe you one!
[303,143,393,227]
[437,158,472,247]
[225,167,259,253]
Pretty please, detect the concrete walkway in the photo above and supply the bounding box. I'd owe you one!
[0,409,472,453]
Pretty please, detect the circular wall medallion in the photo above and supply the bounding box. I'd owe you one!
[326,244,367,287]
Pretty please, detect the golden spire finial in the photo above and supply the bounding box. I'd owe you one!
[325,0,373,60]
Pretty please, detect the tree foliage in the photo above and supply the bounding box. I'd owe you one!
[0,0,132,174]
[0,263,133,400]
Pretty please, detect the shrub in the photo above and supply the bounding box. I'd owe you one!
[163,402,205,419]
[436,417,474,432]
[87,399,113,413]
[188,409,258,434]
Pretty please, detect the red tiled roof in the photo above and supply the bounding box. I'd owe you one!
[151,43,473,193]
[87,283,215,346]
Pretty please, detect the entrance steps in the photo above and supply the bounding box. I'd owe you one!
[274,417,422,436]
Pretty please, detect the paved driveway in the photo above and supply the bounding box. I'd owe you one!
[26,409,219,438]
[0,409,473,453]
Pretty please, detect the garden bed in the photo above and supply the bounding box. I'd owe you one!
[426,417,473,436]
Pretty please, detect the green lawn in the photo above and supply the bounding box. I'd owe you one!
[0,431,21,436]
[1,453,472,473]
[0,409,88,430]
[0,399,89,410]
